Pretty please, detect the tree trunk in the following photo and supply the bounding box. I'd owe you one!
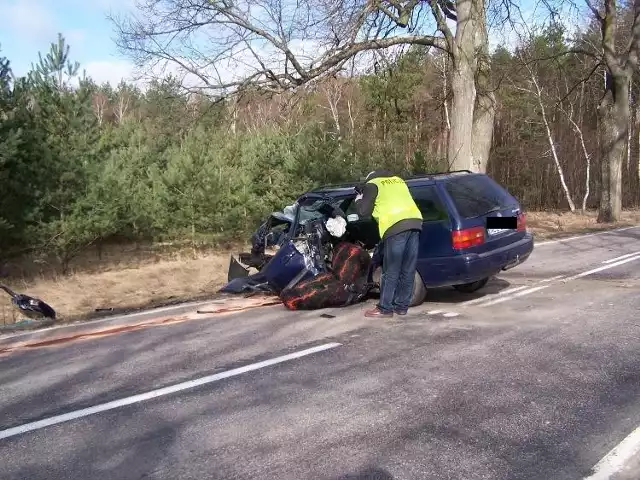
[541,103,575,211]
[578,81,590,211]
[448,58,476,171]
[445,0,494,173]
[439,54,451,160]
[573,121,591,212]
[627,80,632,170]
[598,74,629,223]
[470,0,494,173]
[230,100,237,135]
[471,90,495,173]
[347,98,356,136]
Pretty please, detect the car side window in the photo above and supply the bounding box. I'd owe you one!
[411,185,448,222]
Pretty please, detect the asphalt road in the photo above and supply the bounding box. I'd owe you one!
[2,227,640,480]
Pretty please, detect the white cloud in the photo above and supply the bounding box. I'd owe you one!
[2,0,58,44]
[82,59,135,86]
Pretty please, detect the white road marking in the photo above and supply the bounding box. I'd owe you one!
[460,275,564,307]
[475,286,549,307]
[427,310,443,314]
[602,251,640,264]
[0,342,341,441]
[540,274,566,282]
[535,226,637,246]
[470,253,640,307]
[460,286,529,306]
[442,312,459,317]
[584,424,640,480]
[562,254,640,282]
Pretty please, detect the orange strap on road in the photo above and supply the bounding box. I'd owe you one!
[0,296,282,356]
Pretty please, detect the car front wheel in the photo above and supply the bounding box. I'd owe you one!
[453,277,489,293]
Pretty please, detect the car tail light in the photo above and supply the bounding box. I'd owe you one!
[452,227,485,249]
[517,212,526,231]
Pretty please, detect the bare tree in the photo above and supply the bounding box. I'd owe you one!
[111,0,498,172]
[239,97,274,133]
[506,13,578,211]
[345,83,360,136]
[551,52,598,213]
[510,59,577,211]
[114,81,132,125]
[318,77,344,139]
[585,0,640,222]
[560,98,593,211]
[186,92,202,120]
[433,49,451,159]
[91,91,108,127]
[227,96,238,135]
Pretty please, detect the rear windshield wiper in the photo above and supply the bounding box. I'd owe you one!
[469,206,503,219]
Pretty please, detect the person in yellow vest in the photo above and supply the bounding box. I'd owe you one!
[354,170,423,318]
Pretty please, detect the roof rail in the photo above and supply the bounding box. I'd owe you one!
[310,182,358,191]
[312,170,473,191]
[403,169,473,180]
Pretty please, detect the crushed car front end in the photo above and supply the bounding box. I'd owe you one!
[219,192,360,295]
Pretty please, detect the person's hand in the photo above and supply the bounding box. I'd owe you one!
[355,193,363,202]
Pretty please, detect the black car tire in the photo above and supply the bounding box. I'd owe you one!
[409,271,428,307]
[371,268,427,307]
[453,277,489,293]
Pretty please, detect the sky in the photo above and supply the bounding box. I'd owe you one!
[0,0,586,89]
[0,0,136,85]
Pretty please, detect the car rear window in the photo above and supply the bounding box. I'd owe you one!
[444,175,515,219]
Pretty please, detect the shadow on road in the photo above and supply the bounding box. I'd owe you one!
[424,277,512,304]
[3,410,178,480]
[366,277,514,306]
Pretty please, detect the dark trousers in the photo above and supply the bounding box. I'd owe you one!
[378,229,420,314]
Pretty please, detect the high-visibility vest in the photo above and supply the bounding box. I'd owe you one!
[367,176,422,238]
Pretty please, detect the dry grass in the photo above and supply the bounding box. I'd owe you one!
[0,243,245,326]
[1,209,639,326]
[526,209,640,239]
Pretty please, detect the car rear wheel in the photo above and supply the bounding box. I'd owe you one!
[409,271,428,307]
[453,277,489,293]
[371,267,427,307]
